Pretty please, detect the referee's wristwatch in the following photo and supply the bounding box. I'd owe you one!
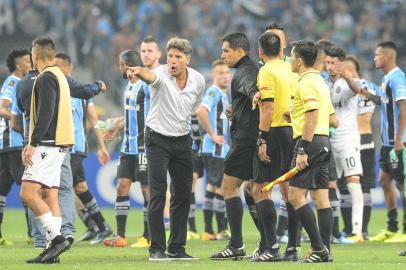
[257,138,266,146]
[257,130,269,146]
[297,139,311,155]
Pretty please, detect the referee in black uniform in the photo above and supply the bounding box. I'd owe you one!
[210,33,259,260]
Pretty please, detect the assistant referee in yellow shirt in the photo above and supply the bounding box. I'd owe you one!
[288,40,334,263]
[251,32,297,262]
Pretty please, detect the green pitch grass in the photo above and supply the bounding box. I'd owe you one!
[0,208,405,269]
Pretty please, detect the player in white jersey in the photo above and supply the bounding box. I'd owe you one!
[343,56,378,240]
[326,47,364,243]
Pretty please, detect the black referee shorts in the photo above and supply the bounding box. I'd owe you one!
[117,153,149,186]
[0,150,24,196]
[289,135,330,190]
[70,154,86,186]
[224,139,256,181]
[253,126,294,184]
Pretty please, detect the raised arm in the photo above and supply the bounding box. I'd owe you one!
[127,66,157,85]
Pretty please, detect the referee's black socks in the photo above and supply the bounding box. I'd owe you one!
[317,207,333,251]
[225,197,244,248]
[257,199,278,250]
[245,192,266,249]
[296,204,324,251]
[286,202,300,250]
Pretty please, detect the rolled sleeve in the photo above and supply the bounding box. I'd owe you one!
[302,85,319,112]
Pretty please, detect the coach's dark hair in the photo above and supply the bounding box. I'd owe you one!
[223,33,250,54]
[142,35,160,50]
[31,36,56,60]
[344,55,361,75]
[316,39,336,54]
[265,22,284,31]
[377,41,397,52]
[55,53,72,65]
[292,40,318,67]
[258,32,280,57]
[119,50,142,67]
[6,48,30,73]
[326,47,346,61]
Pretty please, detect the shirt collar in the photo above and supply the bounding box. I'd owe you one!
[385,66,400,77]
[298,70,320,82]
[233,55,251,68]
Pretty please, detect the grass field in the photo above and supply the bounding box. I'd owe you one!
[0,208,405,269]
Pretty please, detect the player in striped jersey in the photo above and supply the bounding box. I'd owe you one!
[197,59,231,241]
[0,48,31,246]
[370,41,406,244]
[103,50,151,248]
[53,53,113,245]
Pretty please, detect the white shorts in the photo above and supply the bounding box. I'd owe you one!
[22,146,67,188]
[330,139,363,178]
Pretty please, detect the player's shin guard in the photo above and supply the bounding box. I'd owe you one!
[339,190,352,235]
[203,191,215,234]
[317,208,333,251]
[277,200,288,237]
[329,188,341,238]
[78,191,106,232]
[347,182,364,236]
[188,192,197,232]
[362,188,372,234]
[214,194,226,232]
[225,197,244,248]
[286,202,300,249]
[257,200,278,250]
[0,195,5,237]
[143,200,149,239]
[296,204,324,251]
[115,196,130,238]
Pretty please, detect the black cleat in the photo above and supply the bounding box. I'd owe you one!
[282,247,299,261]
[149,250,171,261]
[250,249,281,262]
[210,245,246,260]
[78,229,98,241]
[40,235,70,263]
[300,246,332,263]
[167,250,198,261]
[26,246,50,264]
[244,241,264,260]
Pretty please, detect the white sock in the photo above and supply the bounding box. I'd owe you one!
[37,212,61,241]
[347,182,364,236]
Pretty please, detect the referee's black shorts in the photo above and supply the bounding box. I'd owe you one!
[289,135,330,190]
[224,139,256,181]
[253,126,294,184]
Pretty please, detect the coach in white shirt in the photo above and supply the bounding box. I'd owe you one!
[127,37,205,261]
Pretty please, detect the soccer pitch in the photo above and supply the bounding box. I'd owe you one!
[0,209,405,269]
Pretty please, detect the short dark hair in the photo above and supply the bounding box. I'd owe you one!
[326,47,346,61]
[6,48,30,73]
[55,52,72,65]
[377,41,397,52]
[119,50,142,67]
[265,22,284,31]
[31,36,56,60]
[344,55,360,74]
[142,35,160,51]
[212,59,227,68]
[292,40,318,67]
[258,32,280,57]
[316,39,336,54]
[223,33,250,54]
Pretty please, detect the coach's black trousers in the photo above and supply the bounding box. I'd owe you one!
[145,127,193,253]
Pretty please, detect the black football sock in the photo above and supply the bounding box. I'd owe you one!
[387,208,398,233]
[317,207,333,251]
[143,200,149,239]
[276,200,288,237]
[78,191,106,232]
[225,197,244,248]
[362,188,372,235]
[296,204,324,251]
[203,191,215,234]
[257,200,278,250]
[115,196,130,238]
[286,202,300,249]
[339,189,352,235]
[214,193,226,232]
[329,188,341,238]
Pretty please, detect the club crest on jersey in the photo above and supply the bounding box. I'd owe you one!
[8,80,15,87]
[41,152,47,159]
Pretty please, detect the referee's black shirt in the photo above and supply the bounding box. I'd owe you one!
[230,55,259,141]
